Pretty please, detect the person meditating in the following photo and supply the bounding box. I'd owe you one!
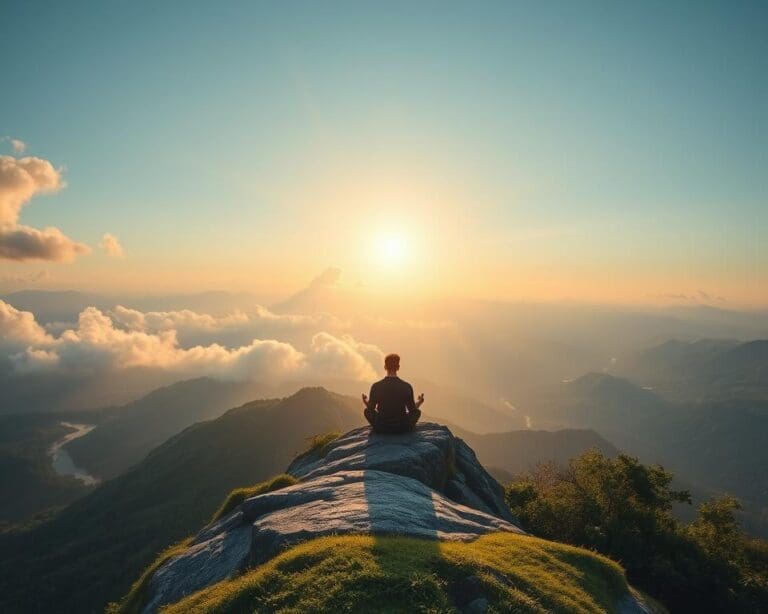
[362,353,424,434]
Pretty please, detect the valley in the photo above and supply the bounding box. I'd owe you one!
[48,422,98,485]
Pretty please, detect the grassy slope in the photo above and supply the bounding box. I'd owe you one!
[65,378,264,480]
[163,533,631,614]
[115,475,300,614]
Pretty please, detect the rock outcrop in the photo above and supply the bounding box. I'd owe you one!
[287,423,516,522]
[142,423,524,612]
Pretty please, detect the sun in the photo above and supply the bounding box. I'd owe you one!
[377,234,408,267]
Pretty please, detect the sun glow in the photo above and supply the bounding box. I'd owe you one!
[376,234,408,268]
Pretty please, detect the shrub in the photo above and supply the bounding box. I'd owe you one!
[293,431,341,463]
[505,449,768,612]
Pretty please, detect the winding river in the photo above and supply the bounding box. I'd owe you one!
[49,422,100,485]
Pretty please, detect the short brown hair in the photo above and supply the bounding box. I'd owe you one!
[384,353,400,370]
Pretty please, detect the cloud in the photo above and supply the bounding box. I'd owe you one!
[0,300,54,350]
[0,225,90,261]
[0,156,62,225]
[109,305,345,344]
[110,305,251,333]
[309,333,383,378]
[309,266,342,287]
[698,289,726,302]
[1,137,26,154]
[0,155,89,262]
[648,291,726,303]
[12,348,60,374]
[104,304,454,368]
[99,233,125,258]
[1,300,379,382]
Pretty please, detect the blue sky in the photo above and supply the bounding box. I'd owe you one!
[1,1,766,304]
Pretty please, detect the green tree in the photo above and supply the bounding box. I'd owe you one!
[688,495,744,564]
[506,449,768,613]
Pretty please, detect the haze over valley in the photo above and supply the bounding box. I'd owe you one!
[3,282,767,537]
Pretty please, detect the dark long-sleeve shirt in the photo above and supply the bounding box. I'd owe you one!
[367,376,416,431]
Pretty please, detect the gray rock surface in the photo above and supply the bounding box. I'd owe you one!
[142,423,523,612]
[288,423,516,522]
[618,589,657,614]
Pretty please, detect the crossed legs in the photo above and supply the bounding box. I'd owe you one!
[365,407,421,434]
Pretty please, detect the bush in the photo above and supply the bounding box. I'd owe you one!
[505,449,768,612]
[292,431,341,463]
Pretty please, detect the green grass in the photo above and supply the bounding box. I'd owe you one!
[209,474,299,523]
[292,431,341,464]
[110,474,298,613]
[162,532,631,614]
[107,537,193,614]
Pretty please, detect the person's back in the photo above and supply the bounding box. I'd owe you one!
[362,353,424,434]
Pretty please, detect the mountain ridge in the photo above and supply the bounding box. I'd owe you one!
[0,386,641,612]
[128,422,654,614]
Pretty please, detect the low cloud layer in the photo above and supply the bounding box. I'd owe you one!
[0,300,380,382]
[111,303,343,334]
[110,305,252,333]
[0,300,54,350]
[0,155,89,261]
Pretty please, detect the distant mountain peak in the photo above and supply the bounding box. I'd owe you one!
[565,372,663,406]
[281,385,342,406]
[568,371,627,388]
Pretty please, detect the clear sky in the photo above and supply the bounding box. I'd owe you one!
[1,1,766,306]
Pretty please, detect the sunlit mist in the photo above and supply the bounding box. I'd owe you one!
[376,234,408,268]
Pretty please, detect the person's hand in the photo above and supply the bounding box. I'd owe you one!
[361,393,369,407]
[416,393,425,407]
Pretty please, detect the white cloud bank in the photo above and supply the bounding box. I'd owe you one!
[0,300,55,350]
[109,304,342,337]
[0,300,380,381]
[0,155,90,261]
